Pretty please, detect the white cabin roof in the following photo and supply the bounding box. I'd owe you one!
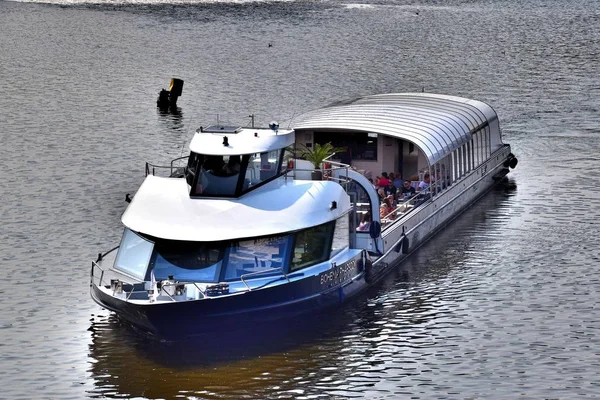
[122,176,351,241]
[189,126,296,156]
[292,93,503,165]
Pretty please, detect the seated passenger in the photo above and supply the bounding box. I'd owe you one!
[380,195,395,220]
[417,173,430,192]
[384,179,397,198]
[377,172,390,188]
[357,211,371,232]
[392,173,403,189]
[377,187,386,202]
[400,180,416,200]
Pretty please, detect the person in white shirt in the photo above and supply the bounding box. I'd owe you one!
[418,173,430,192]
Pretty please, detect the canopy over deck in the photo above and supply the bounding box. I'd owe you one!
[292,93,502,165]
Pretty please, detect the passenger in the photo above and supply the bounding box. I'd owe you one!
[377,172,390,188]
[392,173,403,189]
[400,180,416,200]
[380,195,395,220]
[384,179,397,199]
[417,173,430,192]
[357,211,372,231]
[377,187,387,203]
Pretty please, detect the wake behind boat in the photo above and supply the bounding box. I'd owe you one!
[90,93,518,338]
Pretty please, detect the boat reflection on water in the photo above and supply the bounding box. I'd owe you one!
[87,308,361,399]
[87,180,517,399]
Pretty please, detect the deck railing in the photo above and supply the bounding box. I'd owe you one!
[90,259,293,302]
[145,156,189,177]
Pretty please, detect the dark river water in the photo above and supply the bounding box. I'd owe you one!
[1,0,599,398]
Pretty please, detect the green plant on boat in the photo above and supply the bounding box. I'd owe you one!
[297,142,346,170]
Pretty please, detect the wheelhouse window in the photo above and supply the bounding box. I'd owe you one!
[223,235,290,281]
[113,229,154,280]
[246,149,284,187]
[186,149,285,198]
[150,238,225,282]
[290,221,335,271]
[187,153,246,197]
[315,131,378,161]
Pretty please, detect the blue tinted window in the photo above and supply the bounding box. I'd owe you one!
[223,236,289,281]
[150,240,225,282]
[114,229,154,280]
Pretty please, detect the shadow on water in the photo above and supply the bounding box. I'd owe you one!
[87,179,518,398]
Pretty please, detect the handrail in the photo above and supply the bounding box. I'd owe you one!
[380,194,421,228]
[90,260,105,288]
[240,267,290,291]
[145,156,189,177]
[89,264,211,302]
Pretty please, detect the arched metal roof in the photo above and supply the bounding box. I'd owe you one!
[292,93,501,165]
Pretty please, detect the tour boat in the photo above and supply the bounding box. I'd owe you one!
[90,93,518,338]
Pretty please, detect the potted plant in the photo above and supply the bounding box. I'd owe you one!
[298,142,346,180]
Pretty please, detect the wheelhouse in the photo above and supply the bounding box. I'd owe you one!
[184,125,296,198]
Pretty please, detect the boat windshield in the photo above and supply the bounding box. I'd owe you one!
[112,229,225,282]
[112,223,336,283]
[151,238,225,282]
[113,229,155,280]
[186,149,286,198]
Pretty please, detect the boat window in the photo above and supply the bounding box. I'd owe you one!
[346,180,371,208]
[150,239,225,282]
[290,221,334,272]
[331,215,350,258]
[245,149,283,188]
[188,153,249,197]
[345,179,372,232]
[188,150,285,198]
[113,229,154,280]
[315,131,378,161]
[223,235,290,281]
[185,152,200,187]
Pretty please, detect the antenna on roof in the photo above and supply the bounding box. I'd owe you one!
[248,114,255,128]
[286,111,296,129]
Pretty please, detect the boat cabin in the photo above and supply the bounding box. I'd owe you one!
[184,124,296,198]
[294,93,503,191]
